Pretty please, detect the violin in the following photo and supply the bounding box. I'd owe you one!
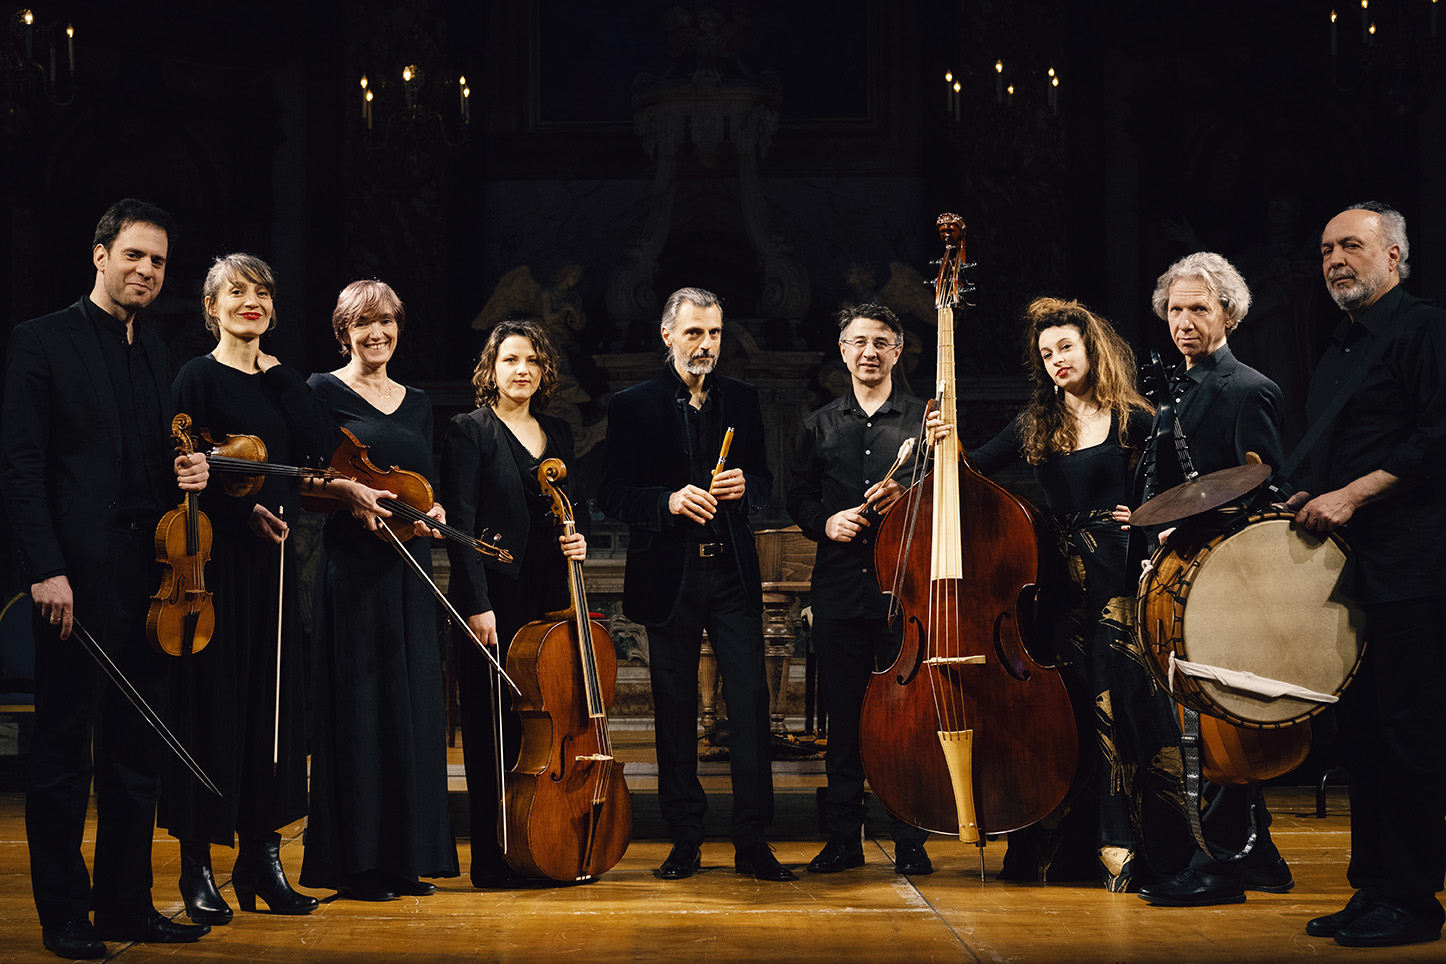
[147,414,216,657]
[296,427,513,563]
[859,214,1077,850]
[501,458,632,881]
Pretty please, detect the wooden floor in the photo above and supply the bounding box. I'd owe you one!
[1,737,1441,964]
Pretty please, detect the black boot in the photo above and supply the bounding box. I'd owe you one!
[233,832,319,915]
[179,839,233,925]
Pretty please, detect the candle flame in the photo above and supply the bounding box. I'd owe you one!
[1369,21,1376,33]
[945,70,953,82]
[1007,84,1015,94]
[459,74,466,86]
[403,65,414,82]
[66,24,74,38]
[995,60,1003,73]
[952,81,960,92]
[1360,0,1367,9]
[365,90,373,103]
[463,86,470,99]
[1052,76,1059,87]
[23,9,34,25]
[1048,67,1056,77]
[360,75,368,89]
[1331,9,1337,21]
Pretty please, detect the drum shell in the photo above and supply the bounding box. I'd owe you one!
[1136,512,1365,730]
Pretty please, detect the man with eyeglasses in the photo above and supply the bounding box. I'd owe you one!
[787,304,933,875]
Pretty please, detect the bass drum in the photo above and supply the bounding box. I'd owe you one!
[1137,511,1365,729]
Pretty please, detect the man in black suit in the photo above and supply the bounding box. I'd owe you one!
[1136,251,1295,908]
[597,286,789,881]
[1,199,211,959]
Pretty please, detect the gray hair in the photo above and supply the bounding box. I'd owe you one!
[660,286,723,333]
[202,252,277,338]
[1151,251,1252,329]
[1346,200,1411,280]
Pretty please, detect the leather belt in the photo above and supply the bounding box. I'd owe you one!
[694,542,724,558]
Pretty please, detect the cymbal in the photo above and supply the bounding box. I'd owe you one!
[1131,463,1273,527]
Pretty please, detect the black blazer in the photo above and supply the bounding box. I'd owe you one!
[439,406,586,618]
[597,367,772,626]
[1168,345,1286,480]
[1,300,176,605]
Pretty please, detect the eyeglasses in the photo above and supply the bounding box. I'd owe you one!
[839,337,901,352]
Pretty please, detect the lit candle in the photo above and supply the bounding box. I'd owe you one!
[24,10,34,61]
[458,74,466,116]
[365,90,374,130]
[462,84,470,124]
[1007,84,1014,106]
[1360,0,1368,44]
[995,60,1003,104]
[953,81,961,121]
[66,24,74,73]
[1369,20,1376,43]
[360,75,369,118]
[1330,10,1337,57]
[945,70,953,113]
[1434,0,1439,40]
[403,65,415,111]
[1051,74,1059,114]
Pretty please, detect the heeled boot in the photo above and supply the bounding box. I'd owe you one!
[232,831,319,915]
[179,839,233,925]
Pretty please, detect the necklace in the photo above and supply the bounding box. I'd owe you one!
[352,377,395,400]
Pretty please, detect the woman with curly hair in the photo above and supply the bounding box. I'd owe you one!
[439,318,589,887]
[943,297,1187,891]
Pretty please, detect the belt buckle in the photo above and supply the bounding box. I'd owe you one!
[696,542,723,558]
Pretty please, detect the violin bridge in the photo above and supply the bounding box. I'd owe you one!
[573,753,613,763]
[925,655,987,666]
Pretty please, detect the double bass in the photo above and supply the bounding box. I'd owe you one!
[859,214,1077,848]
[500,458,631,881]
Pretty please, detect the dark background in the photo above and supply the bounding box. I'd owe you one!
[3,0,1442,450]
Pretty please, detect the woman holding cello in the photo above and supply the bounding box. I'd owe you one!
[942,297,1187,890]
[439,318,588,887]
[300,279,458,901]
[158,253,339,922]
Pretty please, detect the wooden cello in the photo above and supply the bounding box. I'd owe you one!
[859,214,1078,847]
[501,457,632,881]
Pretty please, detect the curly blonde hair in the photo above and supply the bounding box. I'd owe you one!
[1018,297,1153,465]
[471,318,560,411]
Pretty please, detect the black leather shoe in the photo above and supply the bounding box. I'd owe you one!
[179,840,233,924]
[1242,856,1294,893]
[1334,903,1443,948]
[807,839,864,874]
[335,870,397,902]
[894,840,934,876]
[734,843,797,881]
[1138,868,1245,907]
[473,863,530,889]
[656,842,702,880]
[94,910,210,944]
[233,832,319,915]
[40,919,104,960]
[1306,890,1376,937]
[385,874,437,896]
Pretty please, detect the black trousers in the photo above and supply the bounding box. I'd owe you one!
[1188,783,1280,876]
[812,615,927,845]
[646,552,773,848]
[26,529,166,927]
[1337,594,1446,923]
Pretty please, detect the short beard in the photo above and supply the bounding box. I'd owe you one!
[680,351,716,375]
[1329,266,1387,312]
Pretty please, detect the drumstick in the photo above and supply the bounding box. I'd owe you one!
[859,436,916,513]
[711,426,736,480]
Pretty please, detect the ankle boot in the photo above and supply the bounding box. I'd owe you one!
[233,831,318,915]
[179,839,233,925]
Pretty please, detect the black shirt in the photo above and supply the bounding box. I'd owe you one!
[971,411,1152,516]
[787,388,927,618]
[668,363,725,543]
[1303,285,1446,604]
[83,297,170,524]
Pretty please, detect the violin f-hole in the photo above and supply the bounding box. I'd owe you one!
[992,612,1032,683]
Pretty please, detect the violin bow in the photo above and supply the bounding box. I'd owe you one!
[272,507,285,777]
[375,524,519,693]
[71,617,222,797]
[857,436,917,514]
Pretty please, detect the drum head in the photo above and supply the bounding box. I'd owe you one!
[1179,518,1364,725]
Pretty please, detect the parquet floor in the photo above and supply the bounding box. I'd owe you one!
[1,735,1441,964]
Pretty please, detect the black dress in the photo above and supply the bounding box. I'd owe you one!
[972,410,1189,888]
[439,408,580,882]
[158,357,333,844]
[299,373,458,889]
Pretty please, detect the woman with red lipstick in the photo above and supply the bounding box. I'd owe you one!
[939,297,1185,891]
[439,317,588,887]
[301,280,459,902]
[159,253,337,922]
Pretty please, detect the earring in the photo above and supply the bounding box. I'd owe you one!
[1055,384,1062,398]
